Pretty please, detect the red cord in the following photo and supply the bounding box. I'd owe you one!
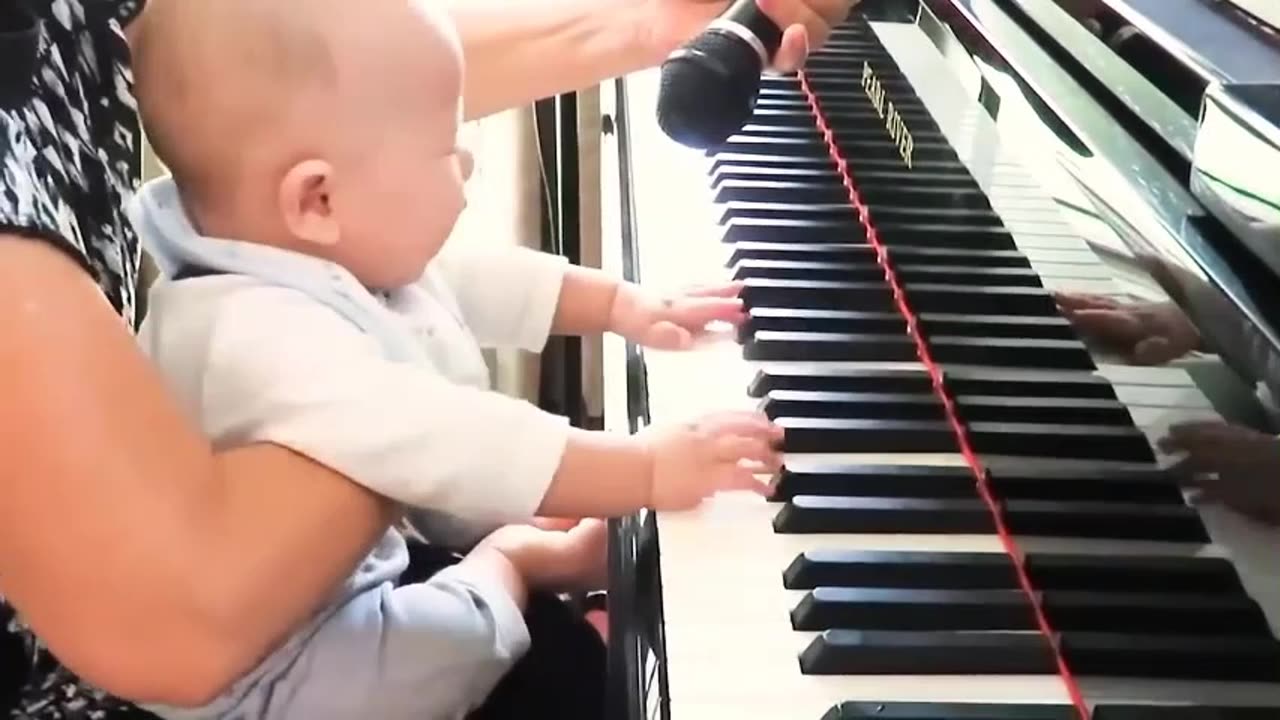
[797,69,1091,720]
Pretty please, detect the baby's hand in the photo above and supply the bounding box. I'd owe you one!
[639,410,784,510]
[480,519,609,592]
[609,282,746,350]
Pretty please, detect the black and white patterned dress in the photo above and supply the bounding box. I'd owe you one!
[1,0,152,717]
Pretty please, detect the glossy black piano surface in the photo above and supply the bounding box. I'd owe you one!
[600,0,1280,719]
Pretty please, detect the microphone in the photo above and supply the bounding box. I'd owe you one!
[656,0,783,150]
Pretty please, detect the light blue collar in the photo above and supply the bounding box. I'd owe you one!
[129,176,424,362]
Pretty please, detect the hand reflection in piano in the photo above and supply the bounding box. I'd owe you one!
[1055,287,1280,528]
[1055,291,1202,366]
[1159,421,1280,528]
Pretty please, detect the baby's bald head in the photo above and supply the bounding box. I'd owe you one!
[133,0,469,287]
[134,0,339,207]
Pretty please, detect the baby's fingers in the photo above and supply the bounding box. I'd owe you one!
[729,466,774,496]
[700,410,785,440]
[713,435,778,466]
[684,281,745,299]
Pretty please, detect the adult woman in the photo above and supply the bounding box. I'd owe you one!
[0,0,852,716]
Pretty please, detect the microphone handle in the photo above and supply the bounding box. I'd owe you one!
[704,0,784,67]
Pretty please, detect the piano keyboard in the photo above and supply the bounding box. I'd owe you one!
[600,9,1280,720]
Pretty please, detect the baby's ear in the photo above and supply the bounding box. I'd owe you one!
[279,159,339,247]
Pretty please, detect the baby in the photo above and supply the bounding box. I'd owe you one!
[127,0,781,719]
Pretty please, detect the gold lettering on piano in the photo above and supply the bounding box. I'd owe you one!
[860,61,914,169]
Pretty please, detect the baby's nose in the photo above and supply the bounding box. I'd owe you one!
[458,148,474,181]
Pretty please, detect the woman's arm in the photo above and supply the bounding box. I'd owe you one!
[0,237,398,706]
[448,0,685,120]
[448,0,858,121]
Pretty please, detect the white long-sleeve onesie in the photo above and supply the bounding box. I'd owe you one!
[130,176,572,720]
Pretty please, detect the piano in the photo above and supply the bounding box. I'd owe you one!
[595,1,1280,719]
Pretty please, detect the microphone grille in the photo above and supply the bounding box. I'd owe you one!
[656,31,765,150]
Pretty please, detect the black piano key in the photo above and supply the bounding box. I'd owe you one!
[744,331,918,361]
[763,389,1133,428]
[782,549,1017,590]
[711,135,832,158]
[740,278,896,312]
[772,460,1182,503]
[1060,632,1280,681]
[1041,591,1271,635]
[1003,499,1207,543]
[1025,553,1245,594]
[764,90,903,110]
[858,184,996,211]
[791,587,1035,631]
[741,277,1060,316]
[746,365,1119,400]
[833,138,960,165]
[870,205,1007,230]
[799,629,1057,675]
[783,549,1250,594]
[920,312,1076,340]
[731,108,819,128]
[809,91,928,117]
[897,264,1045,288]
[727,241,877,265]
[956,395,1132,426]
[761,390,943,421]
[715,179,850,205]
[711,164,835,186]
[748,366,934,396]
[731,258,885,283]
[984,465,1184,503]
[794,588,1271,635]
[770,463,976,501]
[775,494,1208,542]
[773,496,994,534]
[779,417,958,453]
[709,152,835,175]
[929,336,1097,370]
[842,164,981,187]
[719,201,859,224]
[740,307,907,338]
[782,415,1153,462]
[877,225,1019,251]
[822,702,1080,720]
[722,217,866,245]
[967,421,1155,463]
[900,283,1062,316]
[737,123,823,138]
[832,128,950,147]
[740,307,1078,342]
[893,248,1034,269]
[1092,705,1280,720]
[811,76,928,102]
[726,241,1034,269]
[945,370,1118,400]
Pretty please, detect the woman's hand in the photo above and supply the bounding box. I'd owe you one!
[643,0,861,72]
